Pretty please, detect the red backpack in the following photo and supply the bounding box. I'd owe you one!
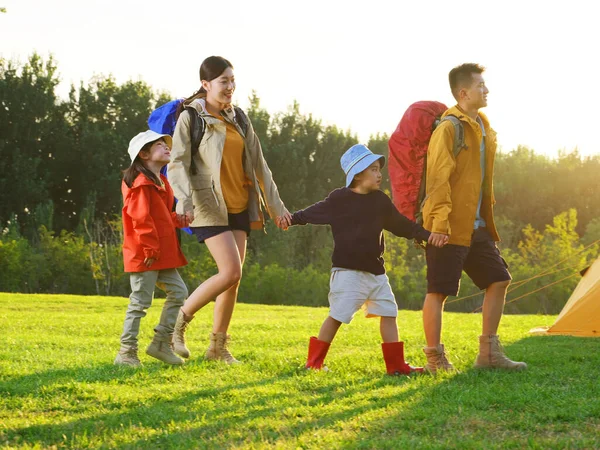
[388,101,465,224]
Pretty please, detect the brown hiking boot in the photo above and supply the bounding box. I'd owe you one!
[205,332,241,365]
[474,335,527,371]
[423,344,456,374]
[146,337,184,365]
[173,309,193,359]
[114,347,141,367]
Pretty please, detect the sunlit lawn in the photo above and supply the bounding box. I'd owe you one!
[1,293,598,449]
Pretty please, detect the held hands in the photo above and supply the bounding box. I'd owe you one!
[428,232,449,248]
[176,213,191,228]
[184,210,194,225]
[276,209,293,231]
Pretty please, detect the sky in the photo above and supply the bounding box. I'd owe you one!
[1,0,599,157]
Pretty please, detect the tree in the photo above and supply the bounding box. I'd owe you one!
[0,54,71,234]
[246,96,357,270]
[494,146,600,237]
[63,76,161,229]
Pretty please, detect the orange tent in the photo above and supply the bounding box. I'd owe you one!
[530,257,600,337]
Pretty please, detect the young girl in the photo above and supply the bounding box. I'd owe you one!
[115,130,190,367]
[278,144,446,375]
[168,56,291,364]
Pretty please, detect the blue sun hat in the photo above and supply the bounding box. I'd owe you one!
[340,144,386,188]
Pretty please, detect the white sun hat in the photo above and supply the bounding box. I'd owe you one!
[127,130,172,164]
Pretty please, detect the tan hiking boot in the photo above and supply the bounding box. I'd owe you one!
[173,309,193,359]
[423,344,456,374]
[474,335,527,371]
[146,338,184,365]
[205,332,241,365]
[114,348,141,367]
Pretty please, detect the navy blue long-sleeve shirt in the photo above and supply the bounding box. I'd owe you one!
[291,188,431,275]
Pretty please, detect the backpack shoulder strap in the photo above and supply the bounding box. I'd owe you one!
[415,114,465,226]
[184,106,206,175]
[233,106,250,137]
[440,115,466,158]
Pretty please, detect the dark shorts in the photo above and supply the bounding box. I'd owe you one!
[426,227,511,296]
[190,210,251,244]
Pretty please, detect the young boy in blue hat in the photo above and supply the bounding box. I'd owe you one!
[278,144,444,375]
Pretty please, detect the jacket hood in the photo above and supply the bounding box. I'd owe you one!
[122,173,166,196]
[186,95,241,123]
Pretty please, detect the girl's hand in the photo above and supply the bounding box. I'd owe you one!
[177,213,190,227]
[144,257,155,268]
[185,210,194,225]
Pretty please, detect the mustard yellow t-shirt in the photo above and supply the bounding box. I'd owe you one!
[214,115,250,213]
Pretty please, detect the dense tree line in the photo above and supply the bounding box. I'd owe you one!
[1,54,599,313]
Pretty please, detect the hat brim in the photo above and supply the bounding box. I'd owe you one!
[128,132,173,164]
[162,135,173,149]
[345,154,385,187]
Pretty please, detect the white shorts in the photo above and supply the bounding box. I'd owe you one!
[328,268,398,324]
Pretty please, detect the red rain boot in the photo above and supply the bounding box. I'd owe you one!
[305,336,330,370]
[381,341,424,375]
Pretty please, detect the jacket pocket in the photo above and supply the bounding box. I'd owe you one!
[190,173,212,190]
[191,177,220,217]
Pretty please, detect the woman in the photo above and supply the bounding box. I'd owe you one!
[168,56,291,364]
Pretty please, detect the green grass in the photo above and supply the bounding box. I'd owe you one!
[0,293,598,449]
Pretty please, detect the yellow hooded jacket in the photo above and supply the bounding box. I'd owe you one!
[422,105,500,247]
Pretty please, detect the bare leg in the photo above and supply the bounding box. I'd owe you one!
[423,293,447,347]
[482,280,510,336]
[212,230,247,333]
[380,316,399,343]
[180,231,242,316]
[317,316,342,343]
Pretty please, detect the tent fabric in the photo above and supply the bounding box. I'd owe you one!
[530,257,600,337]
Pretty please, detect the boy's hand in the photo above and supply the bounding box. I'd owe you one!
[428,232,449,248]
[144,257,155,268]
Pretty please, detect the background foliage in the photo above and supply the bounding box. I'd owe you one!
[1,54,599,313]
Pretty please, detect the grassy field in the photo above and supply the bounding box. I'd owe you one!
[0,293,599,449]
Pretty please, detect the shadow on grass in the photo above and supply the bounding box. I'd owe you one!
[4,336,599,448]
[347,335,600,448]
[0,363,143,396]
[3,359,422,448]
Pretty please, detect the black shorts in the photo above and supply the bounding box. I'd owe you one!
[426,227,511,296]
[190,210,251,244]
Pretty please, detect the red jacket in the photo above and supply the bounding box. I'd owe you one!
[122,173,188,273]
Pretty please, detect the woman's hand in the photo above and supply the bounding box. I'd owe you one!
[144,257,155,268]
[276,209,292,230]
